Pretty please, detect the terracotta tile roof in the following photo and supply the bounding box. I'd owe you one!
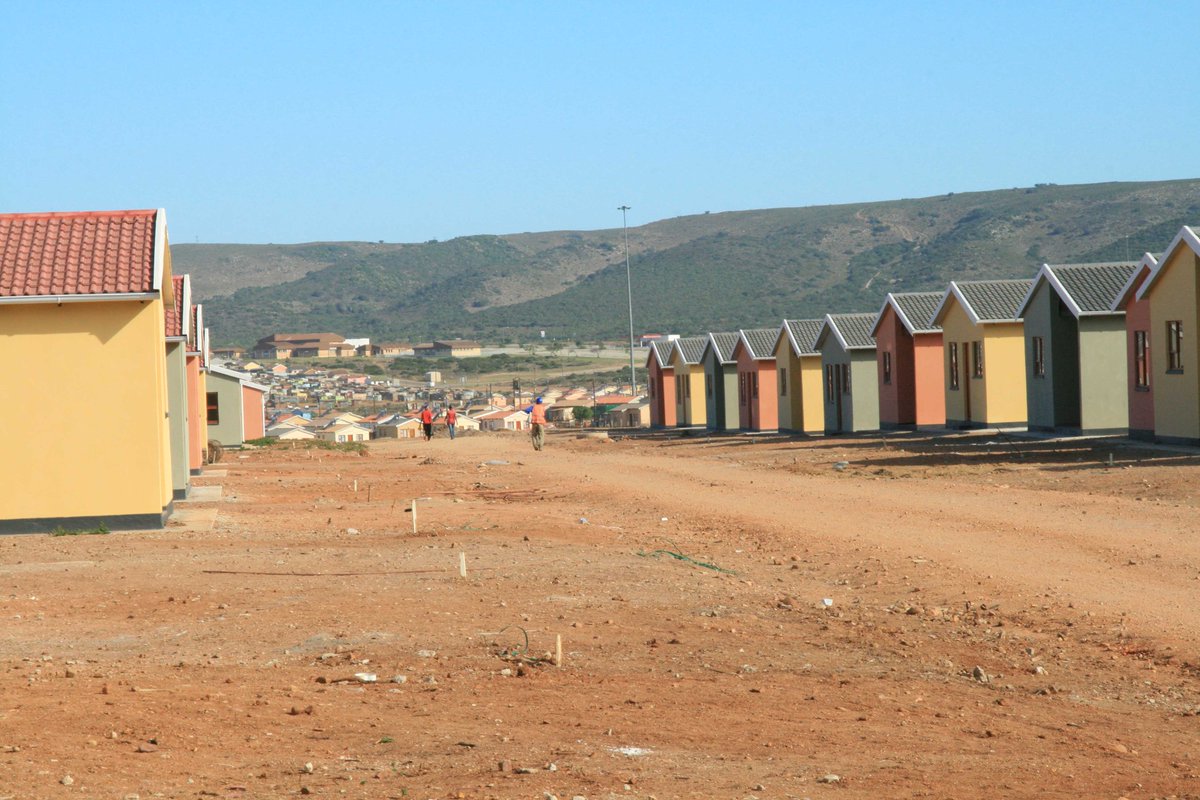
[0,209,159,297]
[164,275,185,338]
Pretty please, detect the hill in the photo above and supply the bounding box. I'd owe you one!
[175,179,1200,347]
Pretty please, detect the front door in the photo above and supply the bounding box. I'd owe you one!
[962,343,972,423]
[834,366,844,432]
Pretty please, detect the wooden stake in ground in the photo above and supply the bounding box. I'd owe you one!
[353,479,358,493]
[411,499,418,534]
[555,634,563,667]
[458,551,467,578]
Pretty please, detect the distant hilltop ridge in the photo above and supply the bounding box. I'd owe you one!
[174,179,1200,347]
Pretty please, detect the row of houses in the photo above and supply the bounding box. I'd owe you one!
[0,209,269,533]
[646,224,1200,444]
[249,334,483,360]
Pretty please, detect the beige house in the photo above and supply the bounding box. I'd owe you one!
[317,423,371,443]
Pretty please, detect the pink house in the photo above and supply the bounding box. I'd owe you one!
[1113,253,1159,439]
[645,340,677,427]
[733,328,779,431]
[871,292,945,428]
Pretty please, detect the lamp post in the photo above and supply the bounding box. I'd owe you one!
[619,205,637,396]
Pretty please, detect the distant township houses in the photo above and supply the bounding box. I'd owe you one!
[251,333,482,360]
[644,223,1200,445]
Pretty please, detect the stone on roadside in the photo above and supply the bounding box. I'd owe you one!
[972,666,990,684]
[817,774,841,784]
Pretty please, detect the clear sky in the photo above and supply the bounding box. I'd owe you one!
[2,1,1197,244]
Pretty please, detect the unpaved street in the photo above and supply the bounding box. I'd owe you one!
[2,430,1199,799]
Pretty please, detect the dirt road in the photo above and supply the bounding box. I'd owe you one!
[2,430,1198,799]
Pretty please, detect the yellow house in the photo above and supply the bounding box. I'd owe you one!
[1134,225,1200,443]
[0,209,175,531]
[668,336,708,426]
[932,279,1031,429]
[773,319,825,433]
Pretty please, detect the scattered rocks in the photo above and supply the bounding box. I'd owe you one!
[135,742,157,753]
[817,774,841,784]
[390,675,407,684]
[302,762,315,774]
[972,666,990,684]
[61,775,74,786]
[416,649,437,658]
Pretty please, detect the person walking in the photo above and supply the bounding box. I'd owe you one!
[419,404,434,442]
[526,396,547,451]
[445,405,457,440]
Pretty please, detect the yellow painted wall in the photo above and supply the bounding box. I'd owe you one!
[799,354,824,433]
[1149,249,1200,440]
[668,349,706,426]
[0,299,172,522]
[981,322,1027,425]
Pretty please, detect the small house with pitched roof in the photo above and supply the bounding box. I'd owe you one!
[668,336,708,427]
[206,365,269,447]
[773,319,825,434]
[645,340,677,427]
[871,293,944,429]
[733,329,780,431]
[1133,225,1200,443]
[815,313,879,434]
[0,209,175,531]
[933,279,1032,429]
[186,302,208,475]
[1112,253,1159,439]
[164,274,192,499]
[1017,262,1137,434]
[700,332,741,431]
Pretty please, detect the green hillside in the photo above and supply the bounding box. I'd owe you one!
[178,179,1200,347]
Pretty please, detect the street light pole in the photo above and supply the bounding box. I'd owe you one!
[619,205,637,396]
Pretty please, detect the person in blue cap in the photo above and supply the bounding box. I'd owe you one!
[525,396,547,451]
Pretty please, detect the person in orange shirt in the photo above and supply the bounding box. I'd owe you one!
[525,396,547,451]
[445,406,458,440]
[419,404,434,441]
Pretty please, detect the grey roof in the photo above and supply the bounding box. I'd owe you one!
[956,279,1032,322]
[649,340,674,367]
[673,336,708,365]
[739,328,778,359]
[708,332,740,364]
[889,292,943,333]
[826,313,877,350]
[1046,262,1138,314]
[783,319,823,355]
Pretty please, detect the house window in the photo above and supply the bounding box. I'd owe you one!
[752,372,759,398]
[949,343,959,390]
[1168,321,1183,372]
[739,373,747,405]
[1135,330,1150,390]
[1032,337,1045,378]
[972,341,984,378]
[685,377,690,398]
[882,352,892,385]
[825,364,835,403]
[649,379,655,398]
[841,363,851,395]
[780,367,787,395]
[206,392,220,424]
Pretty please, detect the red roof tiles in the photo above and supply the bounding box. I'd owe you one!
[0,210,159,297]
[165,275,185,337]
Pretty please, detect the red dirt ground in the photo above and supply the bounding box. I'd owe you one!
[3,428,1200,799]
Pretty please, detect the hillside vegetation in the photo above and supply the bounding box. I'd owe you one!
[175,179,1200,346]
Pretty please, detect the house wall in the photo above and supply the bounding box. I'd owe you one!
[1125,282,1154,436]
[875,308,913,427]
[821,341,852,433]
[646,358,676,427]
[1078,316,1129,432]
[912,333,945,426]
[669,353,705,426]
[242,386,266,440]
[799,355,825,433]
[702,353,740,431]
[1024,283,1074,430]
[1149,250,1200,441]
[165,341,191,499]
[206,372,245,447]
[186,355,206,473]
[735,348,778,430]
[850,351,881,431]
[981,322,1028,427]
[774,337,801,431]
[0,300,173,530]
[941,302,974,426]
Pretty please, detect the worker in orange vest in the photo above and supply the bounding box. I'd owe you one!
[525,396,547,451]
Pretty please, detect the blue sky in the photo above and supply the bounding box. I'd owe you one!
[2,1,1196,244]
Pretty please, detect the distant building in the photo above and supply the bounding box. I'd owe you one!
[253,332,351,359]
[414,339,483,358]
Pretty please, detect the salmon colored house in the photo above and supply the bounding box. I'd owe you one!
[773,319,824,434]
[871,292,945,429]
[1112,253,1158,440]
[0,209,175,532]
[932,279,1031,429]
[646,339,677,427]
[186,302,209,473]
[733,328,780,431]
[1134,226,1200,444]
[668,336,708,427]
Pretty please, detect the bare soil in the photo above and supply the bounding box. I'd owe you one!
[3,429,1200,799]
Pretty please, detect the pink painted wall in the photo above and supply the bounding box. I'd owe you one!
[646,357,676,427]
[875,307,908,425]
[912,333,946,426]
[1125,274,1154,435]
[241,386,266,441]
[185,355,204,470]
[735,344,779,430]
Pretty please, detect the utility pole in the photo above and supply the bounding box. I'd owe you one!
[619,205,637,395]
